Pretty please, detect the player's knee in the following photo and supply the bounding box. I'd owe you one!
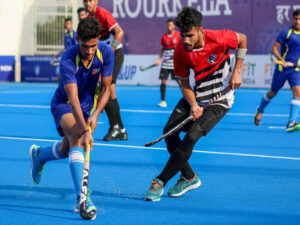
[182,127,204,149]
[268,90,277,98]
[174,147,192,162]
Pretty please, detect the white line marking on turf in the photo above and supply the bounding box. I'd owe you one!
[0,135,300,161]
[268,126,286,129]
[0,104,50,109]
[121,109,171,113]
[0,90,53,94]
[0,103,295,118]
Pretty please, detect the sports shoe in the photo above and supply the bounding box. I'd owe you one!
[103,127,128,141]
[167,174,201,197]
[158,100,167,108]
[254,107,262,126]
[145,178,164,201]
[29,144,45,185]
[286,121,300,132]
[74,190,97,217]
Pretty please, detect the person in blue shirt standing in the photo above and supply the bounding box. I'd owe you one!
[64,18,77,50]
[254,9,300,132]
[55,18,78,82]
[29,17,114,215]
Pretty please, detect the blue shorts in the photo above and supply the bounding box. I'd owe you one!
[51,102,90,137]
[271,66,300,92]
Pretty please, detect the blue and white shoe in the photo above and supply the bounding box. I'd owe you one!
[29,144,45,184]
[74,190,97,215]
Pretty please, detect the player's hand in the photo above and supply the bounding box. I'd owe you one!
[87,116,97,134]
[229,71,242,90]
[190,104,203,121]
[154,58,161,66]
[82,131,93,151]
[281,60,288,67]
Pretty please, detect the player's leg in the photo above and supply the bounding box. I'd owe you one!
[29,108,70,185]
[159,105,228,198]
[286,70,300,132]
[254,68,286,126]
[145,98,192,201]
[103,48,127,141]
[158,69,168,107]
[163,98,195,179]
[59,113,96,212]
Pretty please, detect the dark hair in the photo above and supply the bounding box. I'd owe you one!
[65,17,72,23]
[77,7,87,15]
[293,9,300,17]
[167,19,175,24]
[175,7,202,33]
[77,17,101,41]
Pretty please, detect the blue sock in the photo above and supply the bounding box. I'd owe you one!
[69,147,84,198]
[38,142,65,164]
[258,93,271,113]
[289,98,300,122]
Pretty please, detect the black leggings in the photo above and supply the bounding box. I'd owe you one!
[157,98,229,185]
[112,48,124,84]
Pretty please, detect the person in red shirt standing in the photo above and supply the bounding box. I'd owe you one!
[145,7,247,201]
[154,19,181,108]
[83,0,127,141]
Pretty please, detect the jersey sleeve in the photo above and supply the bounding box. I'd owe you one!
[276,29,288,45]
[222,29,239,50]
[174,45,190,79]
[101,45,114,77]
[160,34,165,48]
[60,56,77,85]
[103,9,118,31]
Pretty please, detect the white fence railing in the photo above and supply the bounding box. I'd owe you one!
[34,0,82,55]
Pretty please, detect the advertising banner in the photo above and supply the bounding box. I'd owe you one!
[21,56,60,82]
[118,54,290,89]
[0,56,15,81]
[99,0,300,54]
[20,53,290,89]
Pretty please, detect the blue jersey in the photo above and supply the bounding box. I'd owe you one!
[64,30,77,50]
[276,26,300,71]
[52,41,114,114]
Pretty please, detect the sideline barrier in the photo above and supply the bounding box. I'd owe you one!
[19,54,290,89]
[0,56,15,82]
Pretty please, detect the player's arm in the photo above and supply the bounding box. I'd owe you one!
[87,75,112,132]
[154,48,164,66]
[271,41,287,66]
[229,33,247,90]
[111,24,124,51]
[64,83,92,150]
[181,79,203,121]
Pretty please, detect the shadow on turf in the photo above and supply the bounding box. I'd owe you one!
[0,185,145,202]
[0,204,81,221]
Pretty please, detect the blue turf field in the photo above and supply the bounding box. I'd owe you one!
[0,83,300,225]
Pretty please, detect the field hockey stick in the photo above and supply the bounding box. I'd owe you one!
[80,126,96,220]
[144,86,232,147]
[139,57,174,72]
[269,54,295,67]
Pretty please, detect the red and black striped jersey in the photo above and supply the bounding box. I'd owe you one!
[174,29,238,108]
[92,7,121,48]
[160,30,181,70]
